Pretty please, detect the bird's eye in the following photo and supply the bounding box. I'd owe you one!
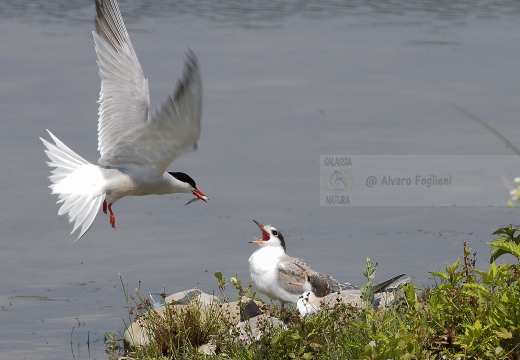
[272,230,278,236]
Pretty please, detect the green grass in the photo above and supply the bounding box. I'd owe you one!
[107,226,520,359]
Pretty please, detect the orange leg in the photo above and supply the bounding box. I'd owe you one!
[103,200,107,214]
[107,203,115,228]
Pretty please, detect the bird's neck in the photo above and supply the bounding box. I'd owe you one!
[255,245,285,258]
[249,246,285,268]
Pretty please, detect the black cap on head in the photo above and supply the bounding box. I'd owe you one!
[272,228,286,252]
[168,172,197,189]
[278,232,286,252]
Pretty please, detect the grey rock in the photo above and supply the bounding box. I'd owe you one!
[235,314,287,345]
[123,288,218,350]
[122,290,263,351]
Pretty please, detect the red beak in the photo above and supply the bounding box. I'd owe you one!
[250,220,270,244]
[192,189,208,202]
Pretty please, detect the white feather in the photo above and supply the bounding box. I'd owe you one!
[40,130,105,240]
[39,0,206,240]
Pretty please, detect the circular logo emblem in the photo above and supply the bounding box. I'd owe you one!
[322,169,353,194]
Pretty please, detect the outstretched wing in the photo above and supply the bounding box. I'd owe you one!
[94,0,150,160]
[94,0,202,175]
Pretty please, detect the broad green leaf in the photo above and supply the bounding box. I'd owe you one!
[488,241,520,260]
[428,271,449,280]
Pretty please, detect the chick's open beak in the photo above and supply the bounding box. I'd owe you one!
[250,220,270,244]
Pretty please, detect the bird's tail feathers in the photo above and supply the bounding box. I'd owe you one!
[40,130,105,240]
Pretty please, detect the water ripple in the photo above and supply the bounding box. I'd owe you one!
[1,0,519,24]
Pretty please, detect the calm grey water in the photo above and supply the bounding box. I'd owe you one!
[1,1,520,358]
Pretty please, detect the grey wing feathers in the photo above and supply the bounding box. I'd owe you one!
[308,271,355,296]
[276,258,307,295]
[321,274,358,292]
[93,0,202,174]
[149,48,202,155]
[371,275,412,311]
[95,0,132,52]
[277,256,349,296]
[94,0,150,160]
[307,272,337,297]
[97,50,202,174]
[373,274,407,293]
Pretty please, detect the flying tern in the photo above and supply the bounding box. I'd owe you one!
[40,0,207,240]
